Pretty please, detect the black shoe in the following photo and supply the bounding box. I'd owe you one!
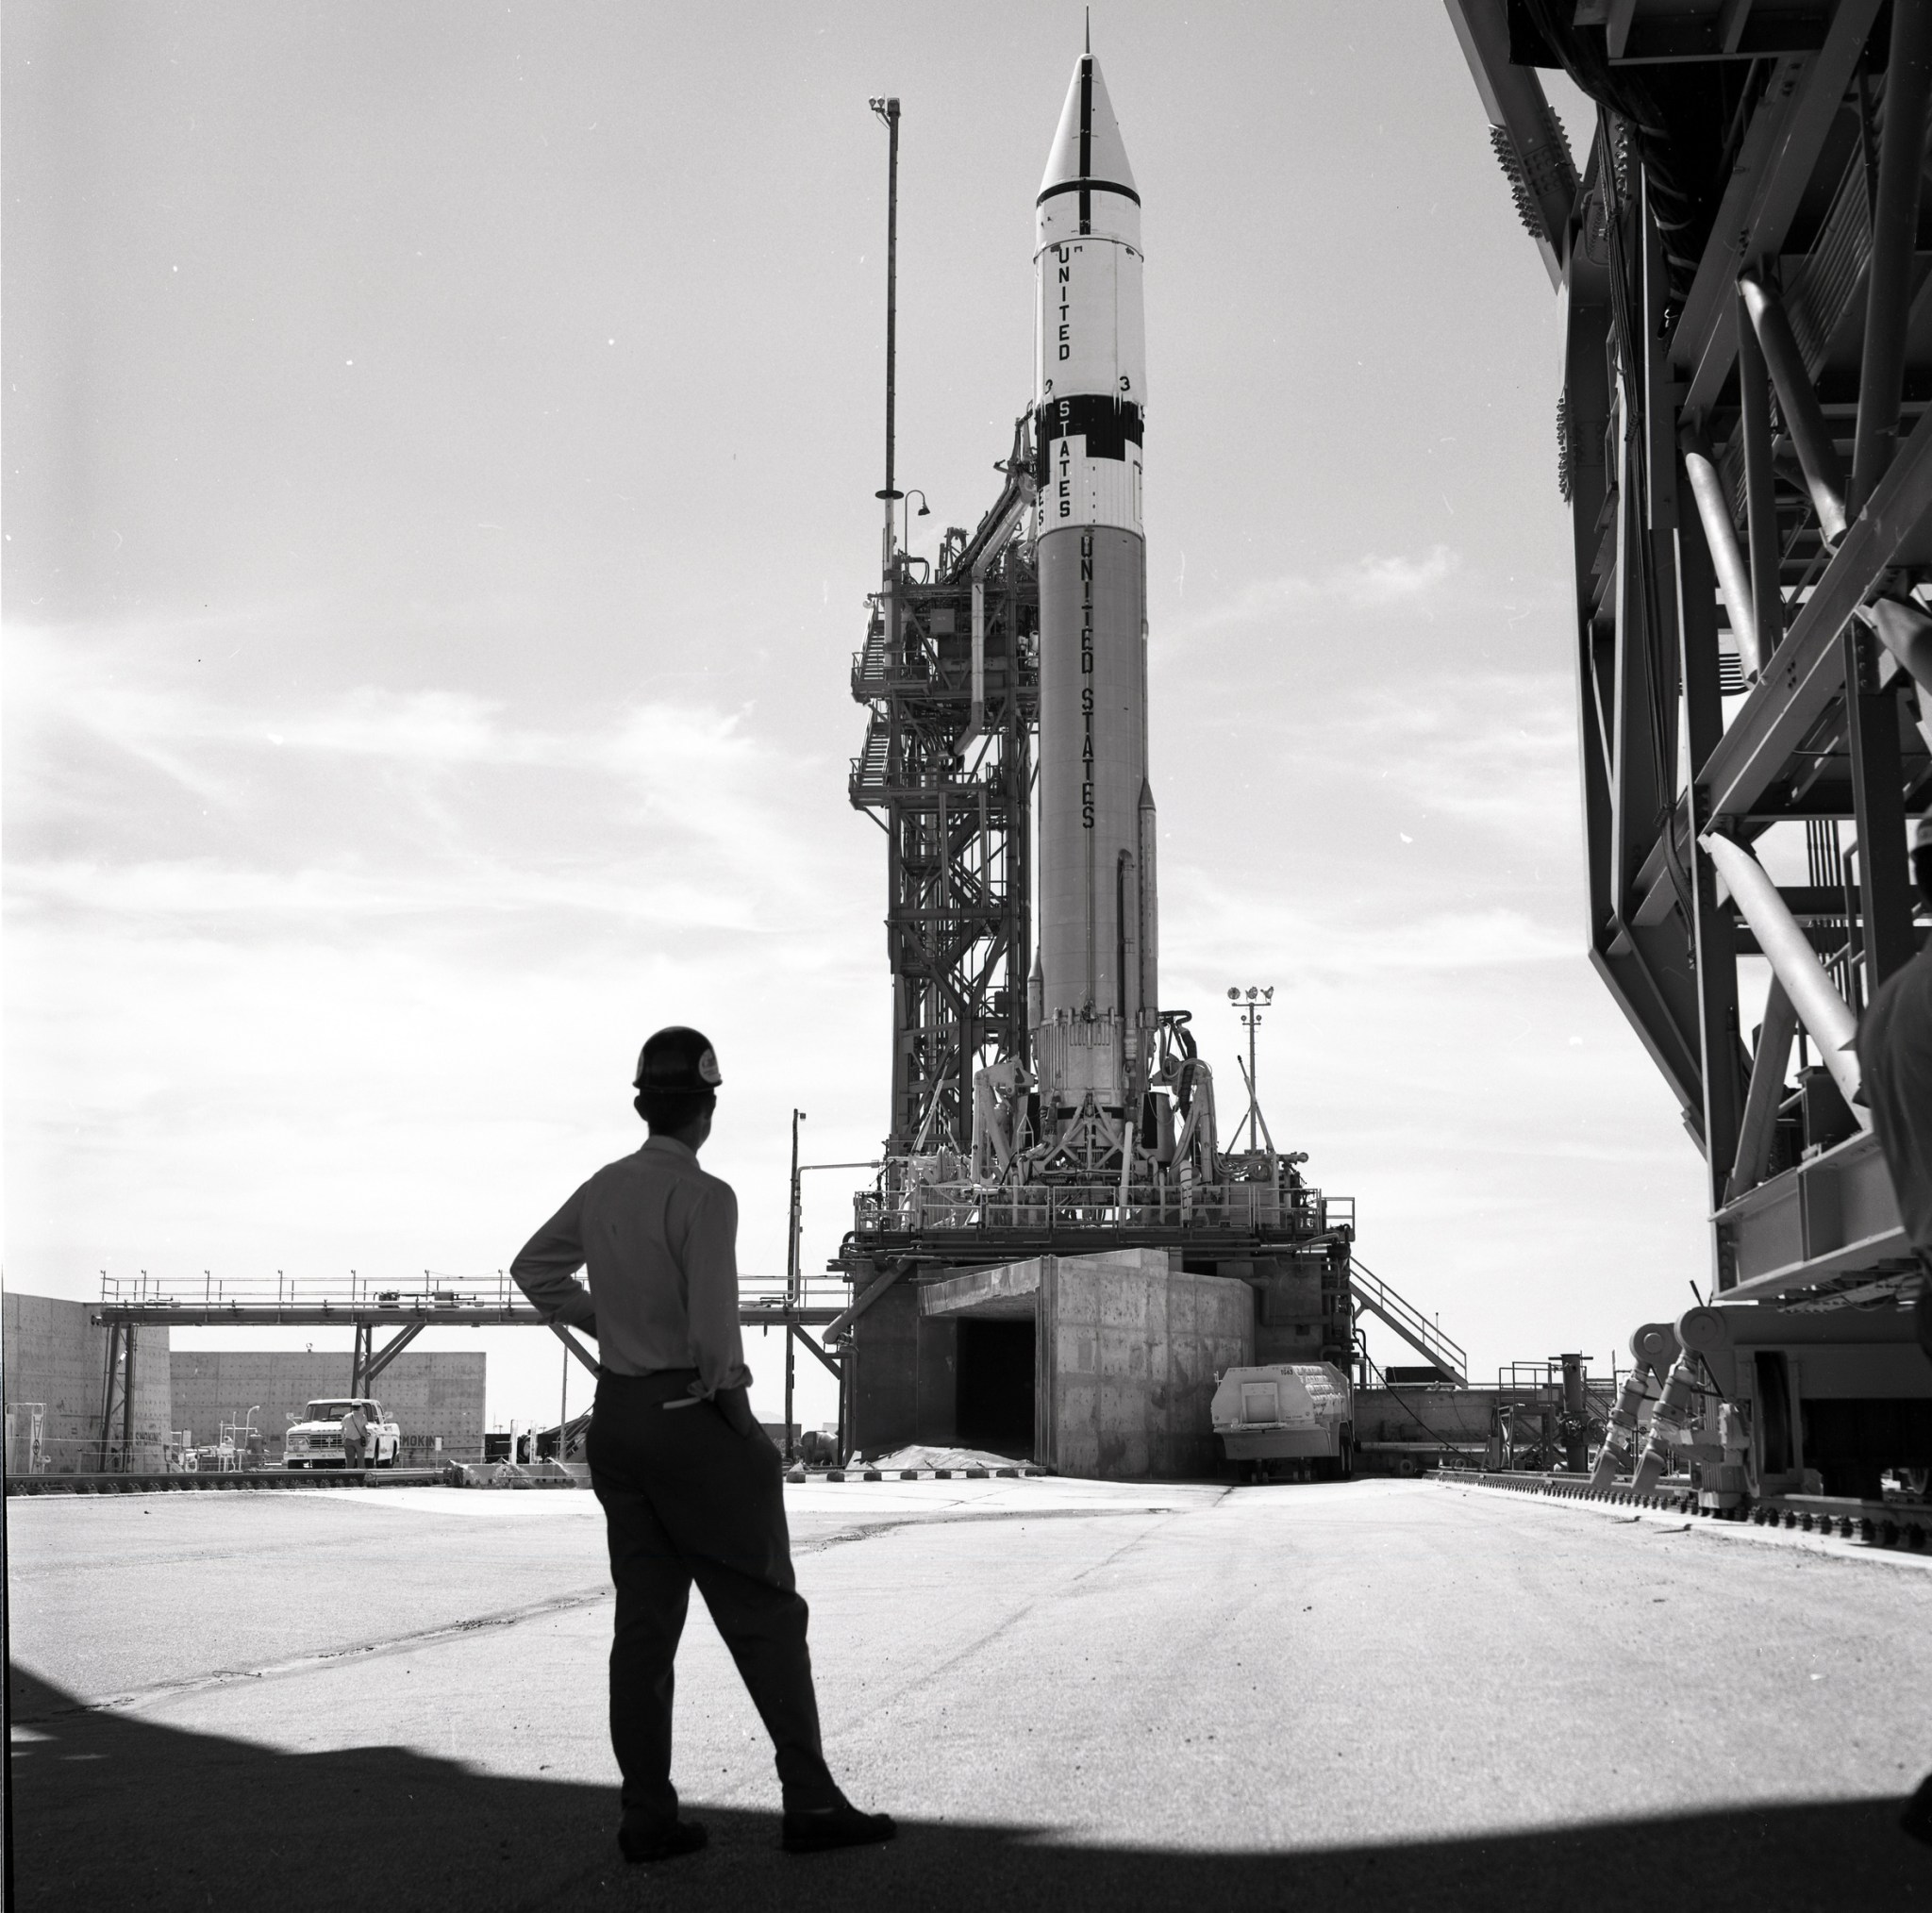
[781,1803,896,1854]
[619,1818,708,1864]
[1902,1773,1932,1848]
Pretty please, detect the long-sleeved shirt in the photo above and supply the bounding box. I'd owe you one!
[510,1135,753,1399]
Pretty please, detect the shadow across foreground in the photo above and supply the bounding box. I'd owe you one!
[9,1667,1927,1912]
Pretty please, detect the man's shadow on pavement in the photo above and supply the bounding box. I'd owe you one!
[8,1666,1927,1913]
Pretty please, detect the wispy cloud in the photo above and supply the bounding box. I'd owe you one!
[1163,875,1575,982]
[1324,669,1579,848]
[5,620,861,942]
[3,611,891,1325]
[1172,543,1462,640]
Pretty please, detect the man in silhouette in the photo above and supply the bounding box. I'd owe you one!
[511,1026,893,1864]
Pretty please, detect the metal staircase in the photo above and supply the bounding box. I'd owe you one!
[1349,1258,1468,1385]
[849,720,892,804]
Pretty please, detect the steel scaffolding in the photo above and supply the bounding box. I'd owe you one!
[849,451,1041,1154]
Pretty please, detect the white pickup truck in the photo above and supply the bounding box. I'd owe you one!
[282,1398,402,1470]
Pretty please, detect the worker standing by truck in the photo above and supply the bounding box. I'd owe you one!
[510,1026,893,1866]
[339,1400,369,1470]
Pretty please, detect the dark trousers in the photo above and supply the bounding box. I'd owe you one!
[587,1369,839,1829]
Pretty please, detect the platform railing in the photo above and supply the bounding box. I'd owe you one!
[1348,1258,1468,1385]
[97,1268,843,1320]
[736,1273,855,1316]
[99,1268,526,1317]
[853,1182,1351,1239]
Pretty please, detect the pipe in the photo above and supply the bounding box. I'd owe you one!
[122,1322,138,1470]
[1736,290,1783,671]
[1589,1365,1655,1489]
[1172,1059,1218,1177]
[1725,976,1799,1203]
[1851,0,1932,513]
[1857,595,1932,755]
[823,1263,905,1343]
[1701,832,1866,1117]
[1738,274,1848,544]
[1857,594,1932,693]
[1680,424,1759,676]
[1630,1350,1701,1496]
[971,1068,995,1183]
[1560,1353,1589,1475]
[1137,779,1159,1025]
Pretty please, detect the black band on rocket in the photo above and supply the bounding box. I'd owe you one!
[1036,396,1144,470]
[1035,178,1141,208]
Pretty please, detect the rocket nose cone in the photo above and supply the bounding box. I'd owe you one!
[1039,51,1137,198]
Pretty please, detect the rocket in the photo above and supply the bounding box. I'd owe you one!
[1032,43,1157,1121]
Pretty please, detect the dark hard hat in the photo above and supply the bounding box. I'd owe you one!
[634,1026,723,1093]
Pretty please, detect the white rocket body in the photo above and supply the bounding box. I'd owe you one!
[1032,50,1157,1118]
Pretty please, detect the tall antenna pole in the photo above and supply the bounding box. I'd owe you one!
[870,96,903,579]
[786,1108,806,1303]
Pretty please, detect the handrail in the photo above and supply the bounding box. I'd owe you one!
[97,1268,847,1320]
[1348,1257,1468,1385]
[850,1182,1348,1238]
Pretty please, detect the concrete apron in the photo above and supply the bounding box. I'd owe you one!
[922,1249,1251,1481]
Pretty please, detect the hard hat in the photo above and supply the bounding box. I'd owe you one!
[634,1026,723,1092]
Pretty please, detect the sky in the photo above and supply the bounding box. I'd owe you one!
[2,1,1707,1436]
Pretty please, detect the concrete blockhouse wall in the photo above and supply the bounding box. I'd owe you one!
[1039,1250,1253,1480]
[3,1291,174,1472]
[170,1351,487,1461]
[848,1279,962,1456]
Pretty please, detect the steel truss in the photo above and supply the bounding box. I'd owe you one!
[1453,0,1931,1498]
[89,1272,852,1472]
[849,439,1041,1153]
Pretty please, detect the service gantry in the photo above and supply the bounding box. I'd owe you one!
[847,422,1041,1156]
[1450,0,1931,1503]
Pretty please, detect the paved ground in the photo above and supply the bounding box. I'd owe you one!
[8,1476,1930,1909]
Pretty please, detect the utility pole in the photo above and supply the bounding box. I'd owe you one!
[784,1108,806,1462]
[869,95,902,581]
[792,1156,879,1469]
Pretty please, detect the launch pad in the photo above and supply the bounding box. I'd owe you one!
[831,47,1407,1474]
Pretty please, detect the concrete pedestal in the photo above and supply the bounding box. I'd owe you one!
[920,1248,1253,1481]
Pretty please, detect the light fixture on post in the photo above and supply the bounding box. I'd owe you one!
[1225,985,1276,1156]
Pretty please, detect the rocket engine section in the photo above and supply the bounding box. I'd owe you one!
[1032,47,1158,1125]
